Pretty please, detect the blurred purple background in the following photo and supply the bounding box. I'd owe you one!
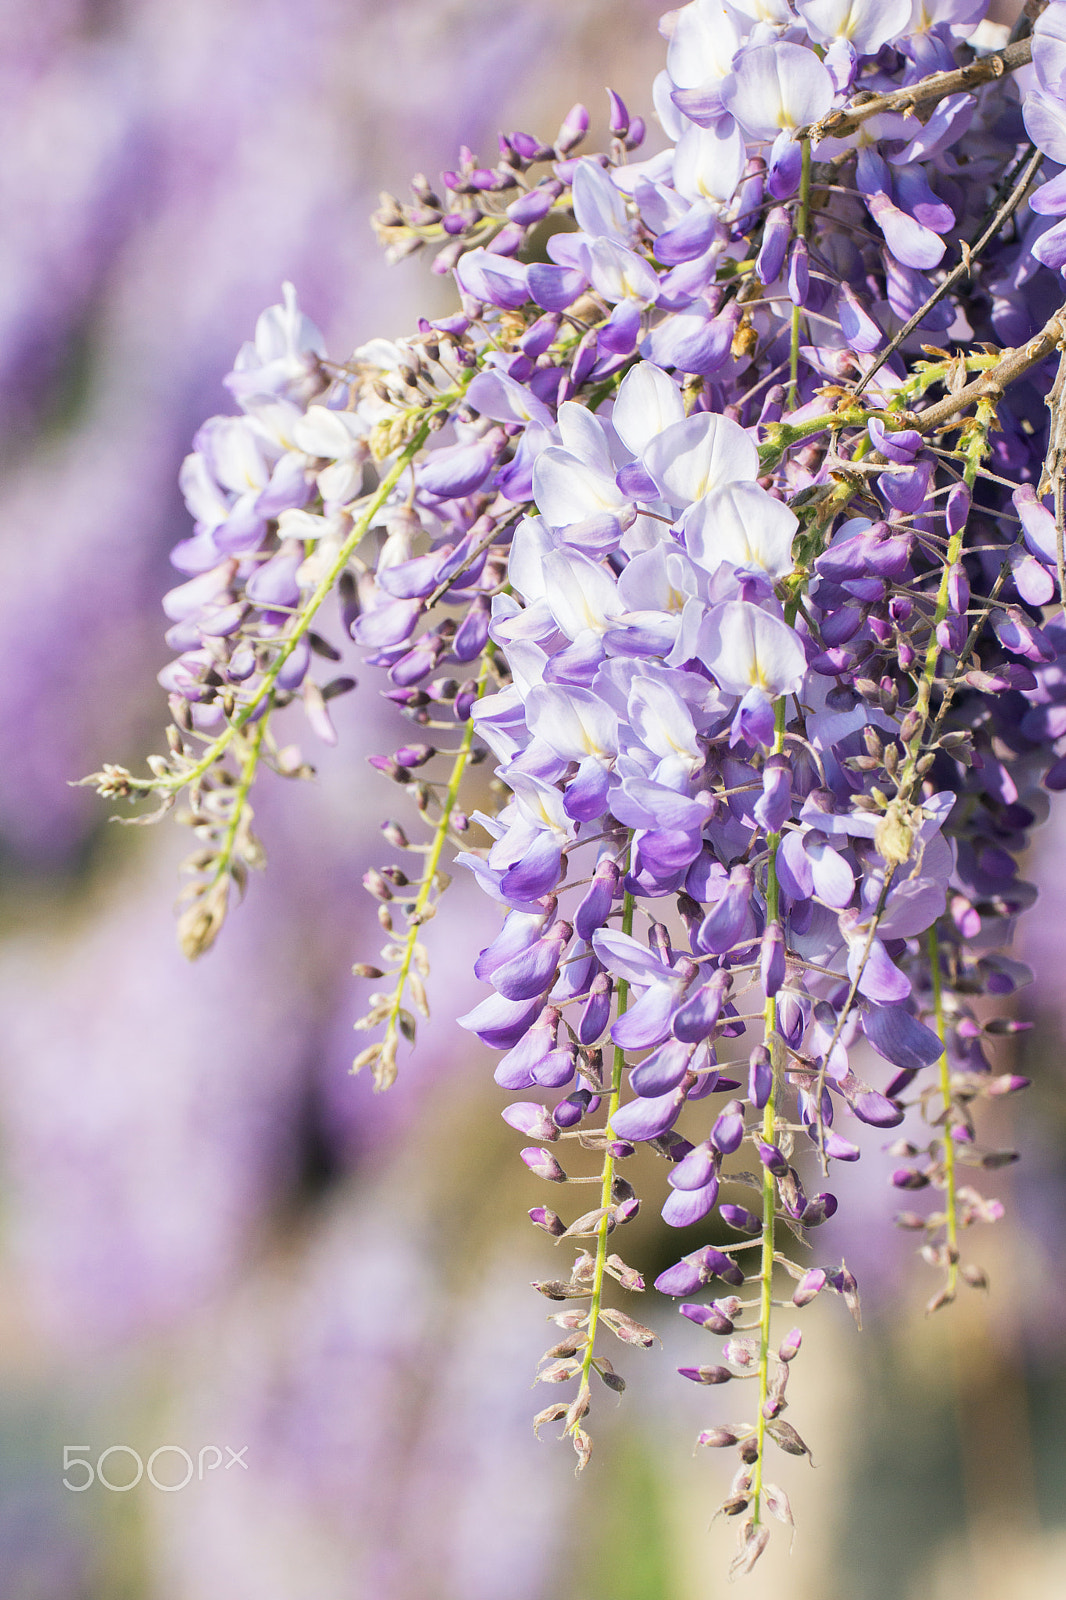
[1,2,1064,1596]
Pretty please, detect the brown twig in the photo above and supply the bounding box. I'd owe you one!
[796,38,1033,144]
[902,306,1066,437]
[855,145,1044,397]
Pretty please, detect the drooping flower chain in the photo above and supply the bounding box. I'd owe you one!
[88,0,1066,1573]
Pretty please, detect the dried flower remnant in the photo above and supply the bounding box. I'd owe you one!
[90,0,1066,1570]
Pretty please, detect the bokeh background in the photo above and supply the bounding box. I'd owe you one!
[2,0,1065,1595]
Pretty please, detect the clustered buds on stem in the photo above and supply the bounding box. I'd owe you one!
[88,0,1066,1572]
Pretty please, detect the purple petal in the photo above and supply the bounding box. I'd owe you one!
[861,1003,943,1071]
[662,1179,719,1228]
[610,1086,685,1141]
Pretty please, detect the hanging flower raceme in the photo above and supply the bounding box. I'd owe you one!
[88,0,1066,1574]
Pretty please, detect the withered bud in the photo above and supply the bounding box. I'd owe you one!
[894,1210,928,1231]
[558,1206,612,1237]
[572,1252,597,1285]
[720,1493,751,1517]
[396,1009,416,1044]
[373,1034,398,1091]
[605,1255,645,1292]
[875,801,915,867]
[532,1403,568,1438]
[532,1280,588,1301]
[565,1386,591,1430]
[767,1419,813,1461]
[571,1427,593,1471]
[582,1048,605,1091]
[544,1333,588,1360]
[177,878,229,960]
[351,1041,382,1072]
[763,1481,794,1529]
[696,1425,748,1449]
[536,1359,582,1385]
[961,1263,989,1290]
[730,1521,770,1578]
[600,1307,660,1348]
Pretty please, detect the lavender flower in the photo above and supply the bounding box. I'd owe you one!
[86,0,1066,1572]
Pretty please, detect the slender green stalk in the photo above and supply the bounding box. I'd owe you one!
[812,407,993,1139]
[572,889,635,1431]
[788,139,813,411]
[751,697,787,1527]
[123,408,461,801]
[927,925,959,1297]
[212,701,270,884]
[373,649,494,1089]
[176,701,272,957]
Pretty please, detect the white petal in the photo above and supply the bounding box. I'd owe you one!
[683,482,798,578]
[612,363,686,456]
[698,602,806,696]
[643,412,759,506]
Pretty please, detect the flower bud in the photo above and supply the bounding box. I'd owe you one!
[502,1102,558,1141]
[720,1204,760,1235]
[529,1207,566,1235]
[696,1426,748,1448]
[520,1147,567,1182]
[778,1327,803,1362]
[792,1268,827,1308]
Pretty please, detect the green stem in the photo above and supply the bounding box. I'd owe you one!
[927,925,959,1298]
[788,139,812,411]
[375,648,494,1088]
[898,400,991,794]
[572,888,635,1429]
[212,700,270,886]
[751,697,787,1527]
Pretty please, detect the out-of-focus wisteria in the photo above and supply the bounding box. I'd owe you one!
[5,0,1066,1597]
[0,0,658,863]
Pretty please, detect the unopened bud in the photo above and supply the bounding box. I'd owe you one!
[892,1167,929,1190]
[792,1268,827,1308]
[696,1425,748,1449]
[529,1207,566,1235]
[520,1147,567,1182]
[778,1327,802,1362]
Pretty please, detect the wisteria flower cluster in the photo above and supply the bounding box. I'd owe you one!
[90,0,1066,1572]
